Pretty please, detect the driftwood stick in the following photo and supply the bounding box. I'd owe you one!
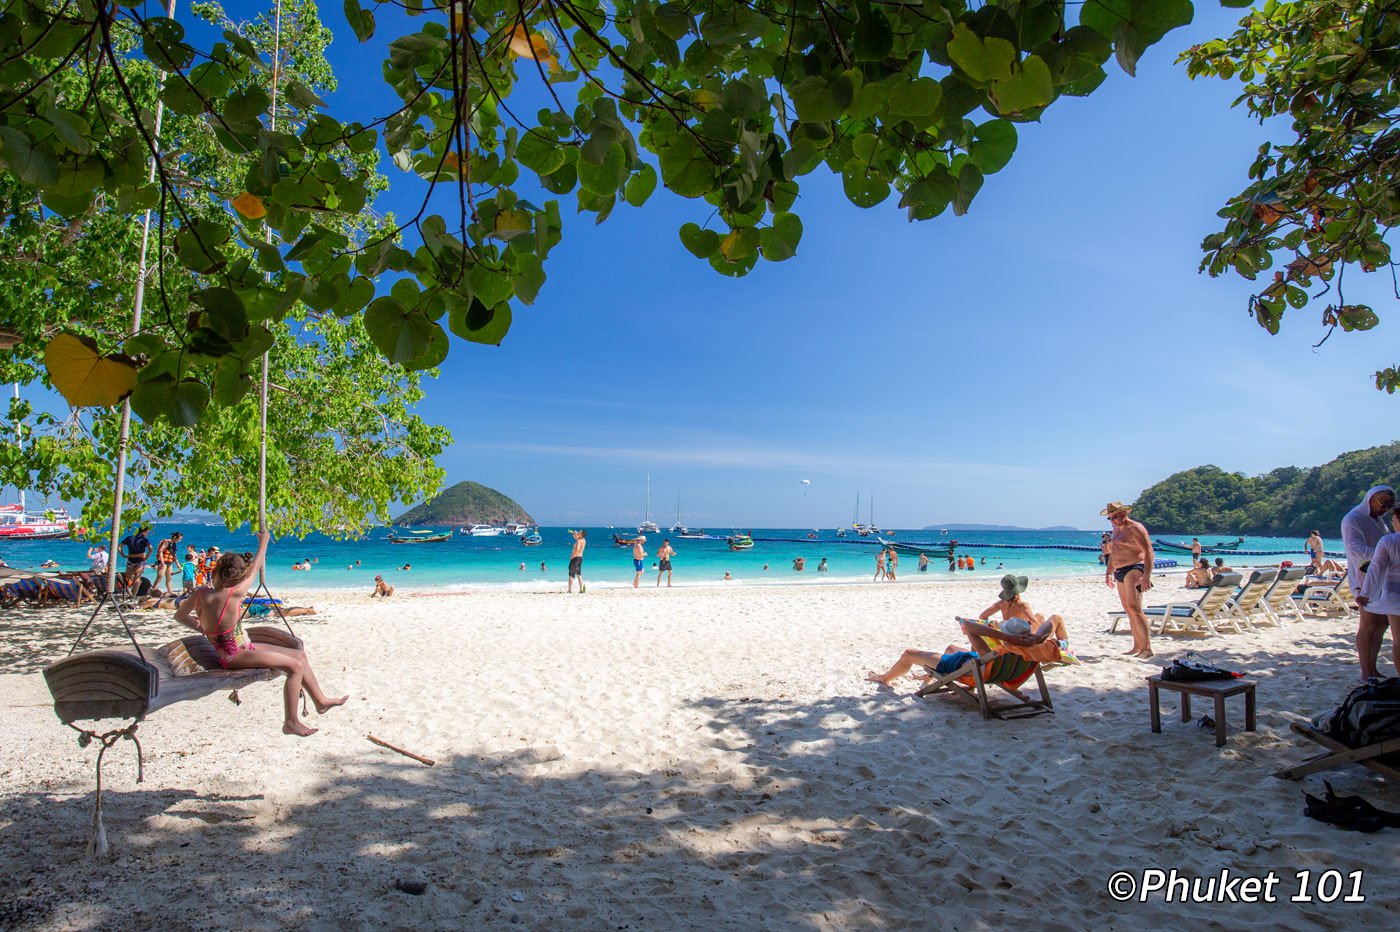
[367,734,435,766]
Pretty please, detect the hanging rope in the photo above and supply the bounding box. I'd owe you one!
[67,721,144,857]
[245,0,297,642]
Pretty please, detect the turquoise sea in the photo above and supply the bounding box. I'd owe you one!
[1,525,1336,592]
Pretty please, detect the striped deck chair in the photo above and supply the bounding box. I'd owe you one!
[45,576,93,605]
[3,576,51,606]
[1108,573,1244,637]
[915,652,1053,720]
[1260,567,1307,624]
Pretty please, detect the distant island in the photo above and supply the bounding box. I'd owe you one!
[922,524,1079,532]
[394,481,534,527]
[1131,442,1400,535]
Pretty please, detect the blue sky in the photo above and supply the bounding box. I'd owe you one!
[17,3,1399,530]
[329,4,1396,530]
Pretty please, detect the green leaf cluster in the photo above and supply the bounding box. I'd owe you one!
[1,0,1198,409]
[1182,0,1400,392]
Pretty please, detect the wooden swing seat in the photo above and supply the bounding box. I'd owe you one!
[44,627,302,723]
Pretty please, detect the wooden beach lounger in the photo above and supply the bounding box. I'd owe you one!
[1273,722,1400,784]
[915,652,1053,720]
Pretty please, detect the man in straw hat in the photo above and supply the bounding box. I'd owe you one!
[1101,501,1155,658]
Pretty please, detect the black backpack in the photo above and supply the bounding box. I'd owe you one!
[1321,678,1400,756]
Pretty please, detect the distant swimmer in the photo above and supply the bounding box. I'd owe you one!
[723,571,733,581]
[918,553,929,573]
[818,558,828,573]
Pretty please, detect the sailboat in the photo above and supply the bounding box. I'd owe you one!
[638,473,659,533]
[669,492,686,534]
[853,492,876,536]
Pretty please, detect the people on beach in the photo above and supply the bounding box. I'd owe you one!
[886,547,898,581]
[292,559,311,571]
[1102,501,1154,659]
[1346,486,1398,680]
[1099,532,1112,565]
[119,523,152,589]
[972,575,1069,650]
[918,553,929,572]
[1305,530,1324,571]
[657,538,675,586]
[793,556,805,572]
[866,575,1068,690]
[154,530,183,591]
[174,530,345,736]
[568,529,587,594]
[722,571,732,581]
[181,547,197,592]
[626,535,647,588]
[873,549,885,580]
[818,558,828,573]
[371,575,395,598]
[1358,506,1400,678]
[1185,558,1214,589]
[1191,538,1202,563]
[1212,557,1234,580]
[87,545,108,576]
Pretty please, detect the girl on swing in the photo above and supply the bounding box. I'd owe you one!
[175,529,345,736]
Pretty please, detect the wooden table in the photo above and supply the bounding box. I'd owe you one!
[1147,674,1256,748]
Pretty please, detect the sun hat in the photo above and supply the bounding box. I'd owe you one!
[1099,501,1131,517]
[1000,618,1032,636]
[999,574,1028,601]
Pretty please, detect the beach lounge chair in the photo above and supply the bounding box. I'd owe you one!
[1108,573,1244,637]
[1294,577,1357,618]
[45,576,93,606]
[1223,568,1279,629]
[915,652,1053,720]
[1274,722,1400,783]
[1,574,51,607]
[1260,567,1308,625]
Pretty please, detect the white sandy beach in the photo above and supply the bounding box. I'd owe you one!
[1,572,1397,929]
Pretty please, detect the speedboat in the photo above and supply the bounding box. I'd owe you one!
[464,524,505,536]
[504,523,531,536]
[727,533,754,551]
[388,530,452,544]
[677,528,705,539]
[521,531,543,546]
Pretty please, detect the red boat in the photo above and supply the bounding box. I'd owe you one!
[0,503,76,540]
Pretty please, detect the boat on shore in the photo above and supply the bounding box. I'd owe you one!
[388,530,452,544]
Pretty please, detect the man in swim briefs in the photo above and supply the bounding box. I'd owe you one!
[656,538,675,587]
[568,529,587,594]
[629,535,647,588]
[1103,501,1154,658]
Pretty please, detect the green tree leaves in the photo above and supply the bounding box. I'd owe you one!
[1184,0,1396,392]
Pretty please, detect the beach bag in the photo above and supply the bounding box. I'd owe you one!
[1320,678,1400,753]
[1160,654,1243,682]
